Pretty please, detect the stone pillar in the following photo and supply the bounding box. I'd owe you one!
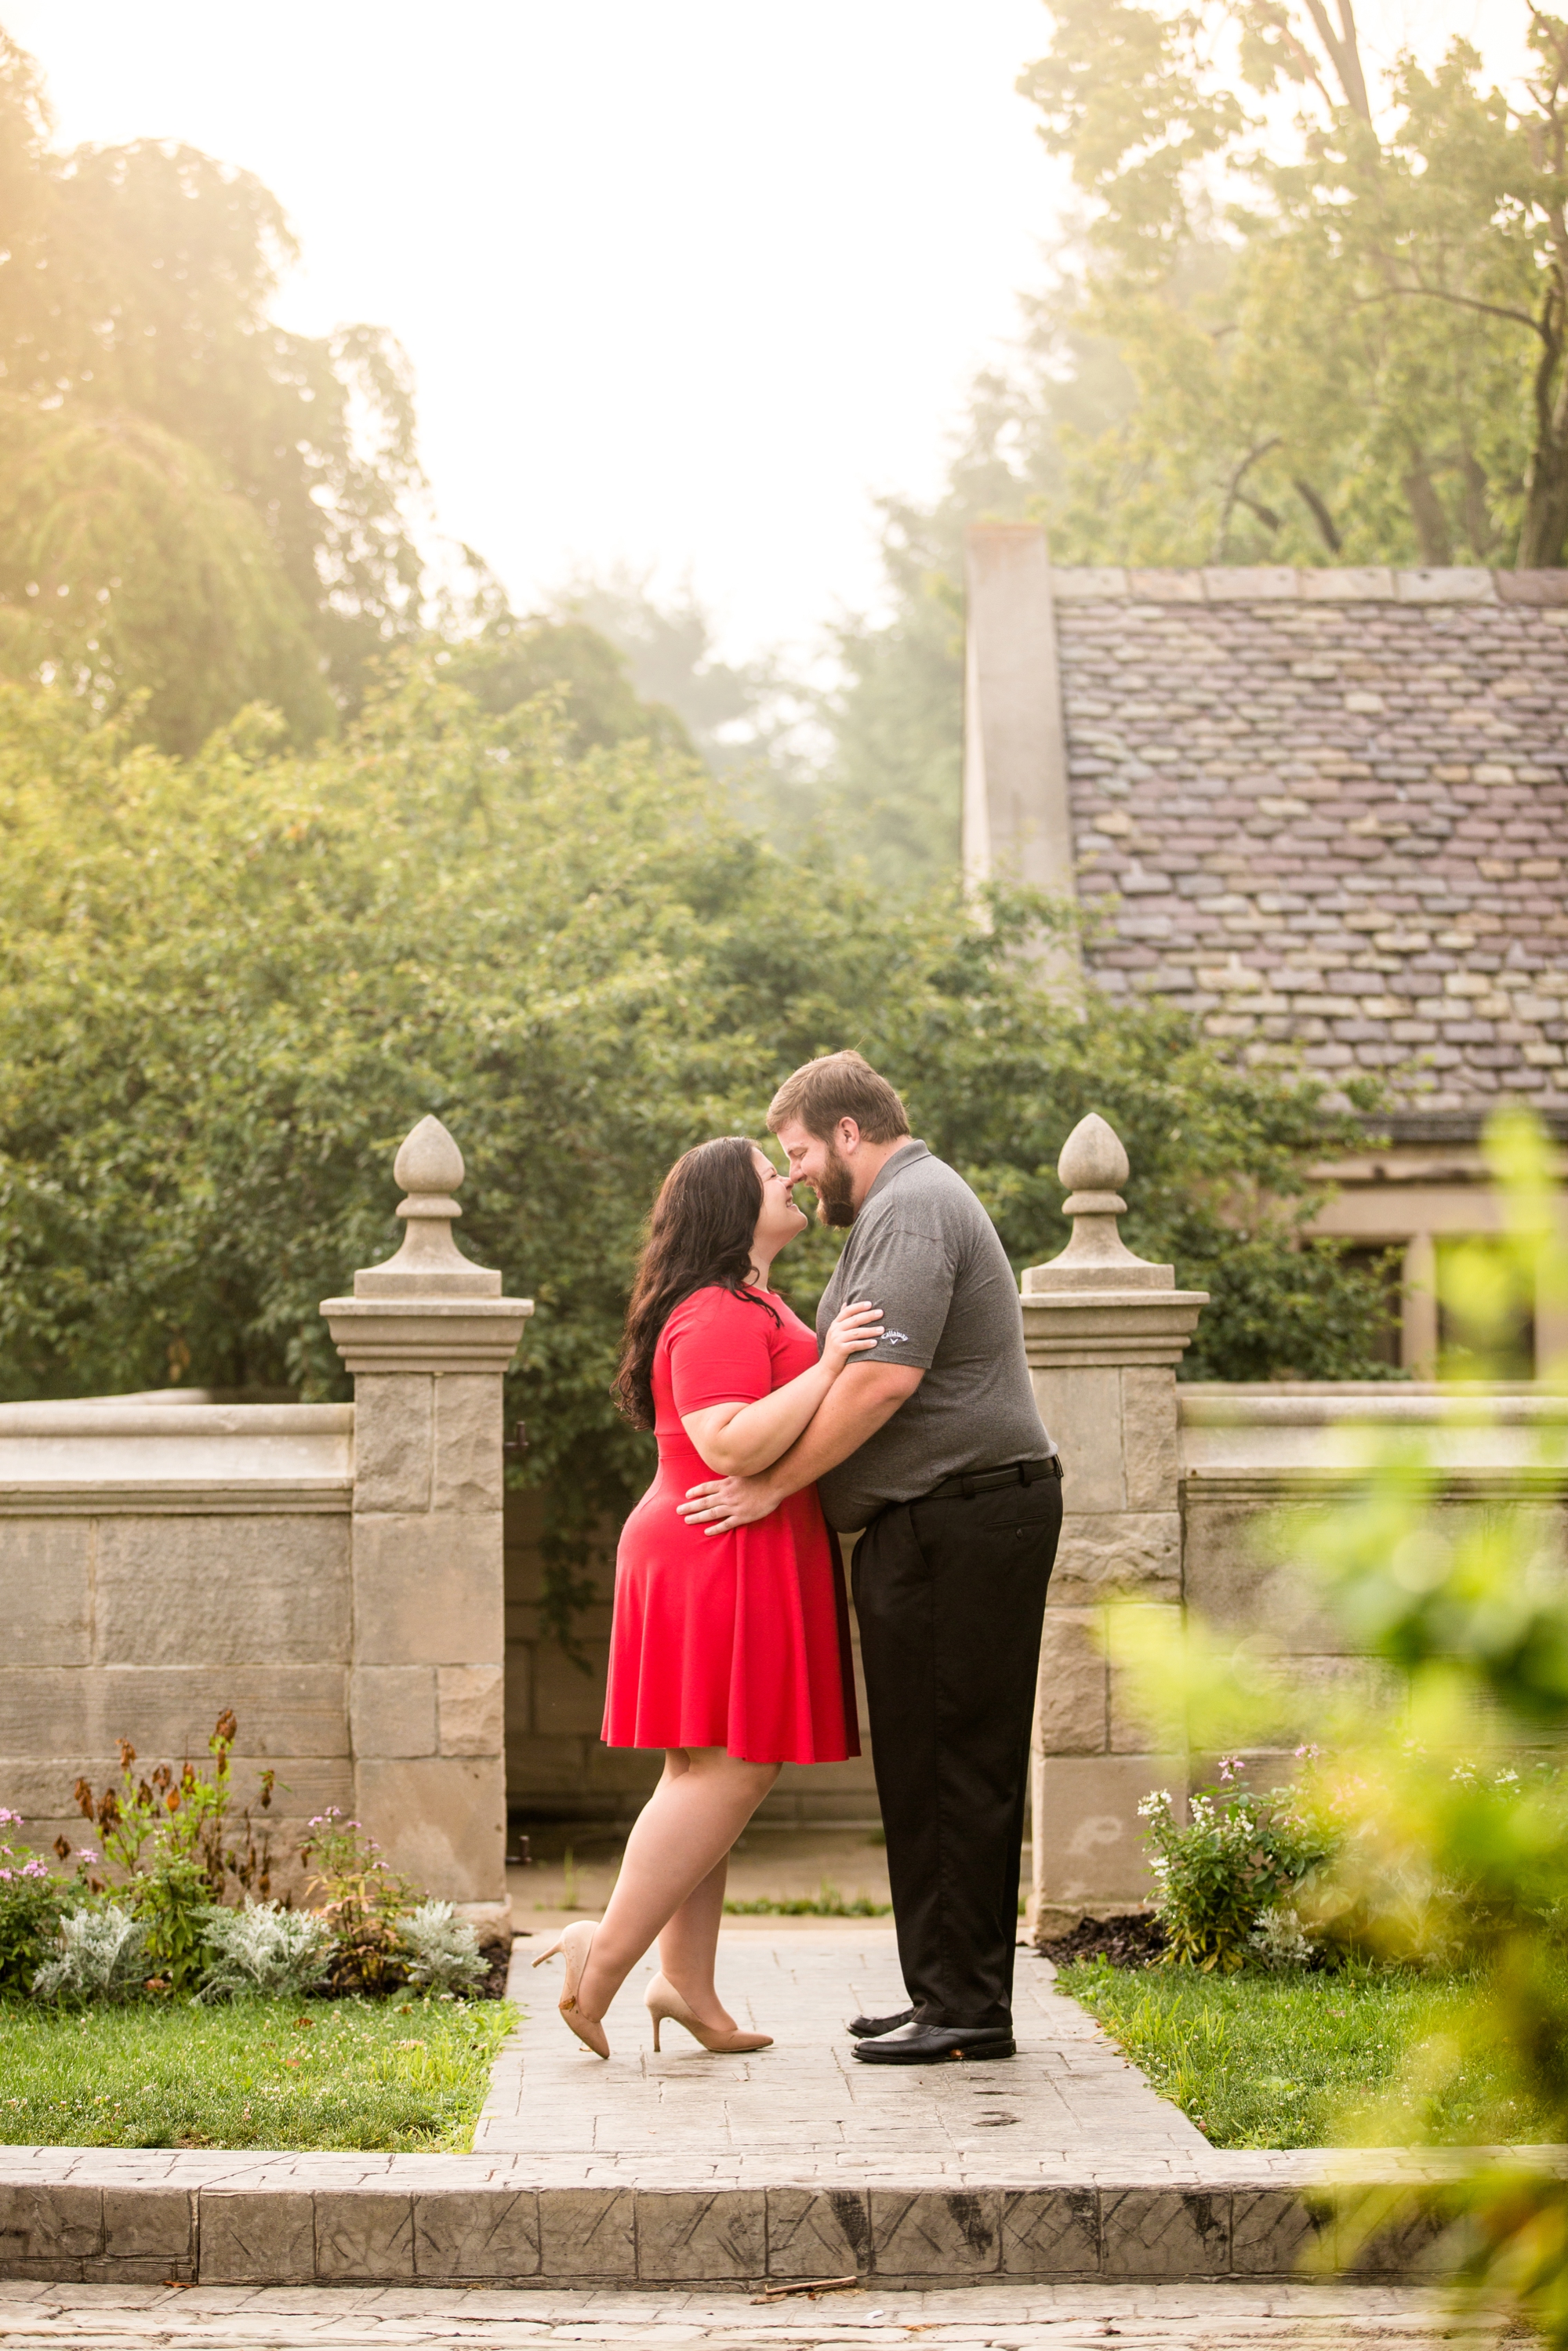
[1020,1114,1206,1936]
[321,1116,532,1929]
[962,522,1076,905]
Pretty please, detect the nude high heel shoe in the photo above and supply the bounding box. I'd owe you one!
[644,1972,772,2054]
[532,1919,609,2058]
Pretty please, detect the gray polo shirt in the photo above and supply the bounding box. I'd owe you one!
[813,1141,1055,1532]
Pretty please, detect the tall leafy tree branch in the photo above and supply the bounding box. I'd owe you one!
[0,25,426,746]
[1017,0,1568,568]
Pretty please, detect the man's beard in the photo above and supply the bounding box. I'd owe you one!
[814,1141,858,1229]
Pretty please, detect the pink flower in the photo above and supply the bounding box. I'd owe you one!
[1217,1754,1245,1784]
[75,1849,100,1867]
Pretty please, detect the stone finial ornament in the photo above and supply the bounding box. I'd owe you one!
[320,1116,532,1370]
[1040,1112,1156,1284]
[353,1114,500,1300]
[393,1113,466,1210]
[1057,1109,1129,1205]
[1020,1111,1207,1365]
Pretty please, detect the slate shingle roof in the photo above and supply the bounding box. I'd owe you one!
[1054,568,1568,1120]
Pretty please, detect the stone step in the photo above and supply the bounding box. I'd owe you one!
[0,2144,1533,2290]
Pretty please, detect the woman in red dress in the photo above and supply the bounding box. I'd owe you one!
[533,1136,879,2058]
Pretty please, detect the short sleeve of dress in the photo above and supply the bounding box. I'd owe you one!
[666,1288,776,1416]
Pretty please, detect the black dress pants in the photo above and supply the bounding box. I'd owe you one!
[851,1475,1061,2030]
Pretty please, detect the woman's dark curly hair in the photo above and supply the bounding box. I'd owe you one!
[613,1136,780,1430]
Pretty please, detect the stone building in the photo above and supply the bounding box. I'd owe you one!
[964,525,1568,1377]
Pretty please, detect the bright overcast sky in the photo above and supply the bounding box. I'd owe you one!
[6,0,1534,664]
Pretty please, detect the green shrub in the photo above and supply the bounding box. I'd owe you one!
[71,1711,280,1995]
[301,1811,416,1996]
[1140,1760,1338,1972]
[0,669,1396,1650]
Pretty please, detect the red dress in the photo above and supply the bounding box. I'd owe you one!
[601,1285,861,1763]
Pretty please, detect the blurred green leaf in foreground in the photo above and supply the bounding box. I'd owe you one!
[1118,1107,1568,2331]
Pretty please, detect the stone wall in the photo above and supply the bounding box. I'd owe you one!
[9,1382,1563,1907]
[1050,567,1568,1113]
[1030,1379,1568,1924]
[0,1402,354,1878]
[0,1118,528,1921]
[0,1403,884,1862]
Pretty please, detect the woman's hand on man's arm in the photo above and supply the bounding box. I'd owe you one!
[678,1299,884,1475]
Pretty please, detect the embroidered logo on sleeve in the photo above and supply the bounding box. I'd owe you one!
[883,1330,911,1345]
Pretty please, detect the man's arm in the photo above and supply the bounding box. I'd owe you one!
[676,1360,924,1533]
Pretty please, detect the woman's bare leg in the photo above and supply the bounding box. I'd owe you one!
[656,1850,731,2025]
[574,1747,778,2022]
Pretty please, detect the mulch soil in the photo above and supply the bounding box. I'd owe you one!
[476,1937,512,1998]
[303,1936,514,2001]
[1036,1911,1167,1968]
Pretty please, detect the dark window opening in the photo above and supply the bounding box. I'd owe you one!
[1339,1243,1404,1370]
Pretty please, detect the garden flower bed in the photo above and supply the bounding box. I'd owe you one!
[0,1717,504,2009]
[0,1711,520,2154]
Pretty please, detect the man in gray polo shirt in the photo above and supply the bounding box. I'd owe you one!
[678,1050,1061,2064]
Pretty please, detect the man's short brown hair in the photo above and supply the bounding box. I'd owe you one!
[766,1050,911,1145]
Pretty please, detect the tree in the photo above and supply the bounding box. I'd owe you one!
[0,400,333,753]
[0,667,1394,1638]
[815,367,1072,887]
[439,611,693,758]
[0,27,424,738]
[550,567,758,765]
[1018,0,1568,568]
[546,565,824,842]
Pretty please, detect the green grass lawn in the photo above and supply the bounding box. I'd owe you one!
[1058,1957,1555,2151]
[0,1995,516,2152]
[724,1880,892,1917]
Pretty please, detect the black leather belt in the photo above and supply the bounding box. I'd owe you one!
[917,1456,1062,1504]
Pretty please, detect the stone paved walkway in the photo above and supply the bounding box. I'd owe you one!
[0,2278,1505,2349]
[474,1934,1210,2184]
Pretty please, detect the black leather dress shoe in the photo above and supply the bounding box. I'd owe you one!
[851,2020,1015,2065]
[847,2006,916,2038]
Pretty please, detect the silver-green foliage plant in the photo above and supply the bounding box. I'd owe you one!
[195,1900,333,2003]
[398,1901,485,1994]
[32,1904,147,2003]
